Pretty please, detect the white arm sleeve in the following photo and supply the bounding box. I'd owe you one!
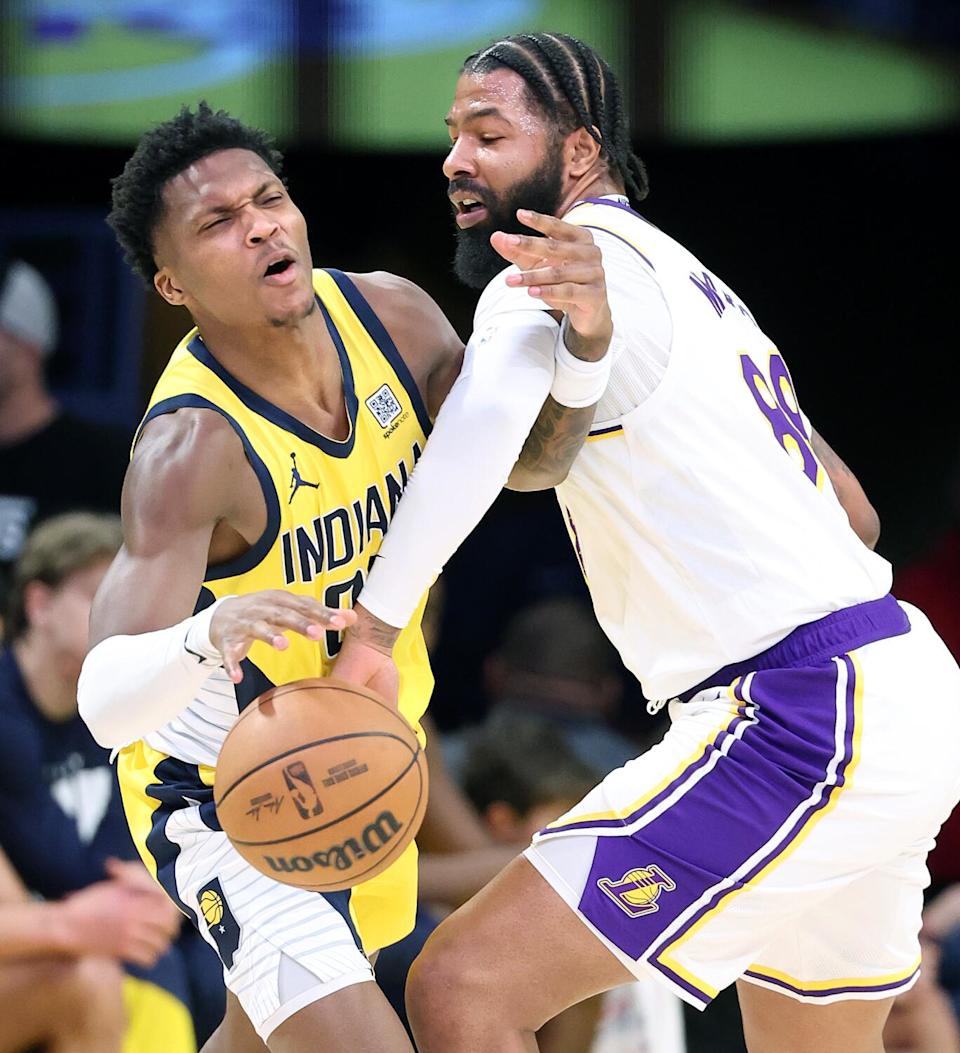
[78,598,228,749]
[358,284,560,628]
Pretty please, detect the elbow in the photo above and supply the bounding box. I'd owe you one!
[77,653,123,750]
[860,507,881,551]
[849,503,881,551]
[505,464,569,492]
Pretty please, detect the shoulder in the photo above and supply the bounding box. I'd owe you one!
[347,271,461,350]
[124,406,247,544]
[346,271,464,417]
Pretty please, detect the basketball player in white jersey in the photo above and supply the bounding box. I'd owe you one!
[333,32,960,1053]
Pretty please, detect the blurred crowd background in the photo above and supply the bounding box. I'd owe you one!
[1,1,958,1050]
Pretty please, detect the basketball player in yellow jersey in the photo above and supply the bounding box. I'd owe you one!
[77,103,612,1053]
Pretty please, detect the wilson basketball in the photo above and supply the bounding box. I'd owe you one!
[214,678,428,892]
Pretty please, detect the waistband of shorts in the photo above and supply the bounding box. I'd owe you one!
[676,594,909,704]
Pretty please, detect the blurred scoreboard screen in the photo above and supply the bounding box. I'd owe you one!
[325,0,626,149]
[1,0,624,147]
[2,0,295,141]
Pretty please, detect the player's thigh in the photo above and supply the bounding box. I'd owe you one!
[268,977,413,1053]
[201,991,266,1053]
[737,979,893,1053]
[408,855,634,1031]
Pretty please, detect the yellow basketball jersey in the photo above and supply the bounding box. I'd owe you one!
[118,269,433,952]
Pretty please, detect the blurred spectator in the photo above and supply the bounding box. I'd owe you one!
[882,934,960,1052]
[0,838,168,1053]
[0,512,224,1051]
[443,597,641,782]
[461,716,686,1053]
[0,260,129,603]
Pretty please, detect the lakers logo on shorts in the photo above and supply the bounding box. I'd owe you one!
[197,877,241,969]
[597,865,676,918]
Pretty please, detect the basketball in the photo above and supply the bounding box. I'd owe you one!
[214,678,428,892]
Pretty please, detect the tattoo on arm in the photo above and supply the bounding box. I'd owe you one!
[507,396,596,492]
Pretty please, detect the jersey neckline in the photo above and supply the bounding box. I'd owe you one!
[187,294,359,458]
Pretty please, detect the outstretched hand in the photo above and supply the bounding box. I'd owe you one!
[491,209,612,359]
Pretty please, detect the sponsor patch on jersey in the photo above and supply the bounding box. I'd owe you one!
[365,384,403,428]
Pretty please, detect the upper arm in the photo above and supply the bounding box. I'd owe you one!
[89,410,248,644]
[811,429,880,549]
[348,271,465,418]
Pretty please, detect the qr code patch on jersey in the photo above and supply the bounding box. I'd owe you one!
[365,383,403,427]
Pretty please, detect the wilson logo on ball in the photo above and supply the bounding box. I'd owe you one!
[264,810,402,874]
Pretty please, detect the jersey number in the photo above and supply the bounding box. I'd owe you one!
[740,352,821,488]
[323,568,365,658]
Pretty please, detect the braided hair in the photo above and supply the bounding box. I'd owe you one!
[462,32,649,203]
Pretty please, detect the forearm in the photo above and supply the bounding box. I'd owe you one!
[0,902,75,960]
[417,716,495,853]
[508,396,596,491]
[79,600,226,748]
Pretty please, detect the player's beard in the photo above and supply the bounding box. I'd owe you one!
[452,149,565,290]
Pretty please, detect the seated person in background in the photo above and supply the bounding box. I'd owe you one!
[0,260,129,602]
[0,512,223,1052]
[443,597,640,782]
[0,839,175,1053]
[462,716,687,1053]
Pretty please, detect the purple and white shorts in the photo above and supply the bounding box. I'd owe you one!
[526,595,960,1008]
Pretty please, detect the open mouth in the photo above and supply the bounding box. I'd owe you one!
[451,195,490,229]
[262,256,298,285]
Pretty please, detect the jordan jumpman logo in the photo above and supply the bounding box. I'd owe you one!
[289,452,320,504]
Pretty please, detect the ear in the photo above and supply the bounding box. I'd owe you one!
[154,267,186,307]
[483,801,522,843]
[565,126,602,179]
[22,580,54,632]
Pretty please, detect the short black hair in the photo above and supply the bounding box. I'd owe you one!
[107,101,285,285]
[462,716,598,817]
[462,32,649,204]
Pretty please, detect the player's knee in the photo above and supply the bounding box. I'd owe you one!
[406,925,484,1025]
[61,957,127,1040]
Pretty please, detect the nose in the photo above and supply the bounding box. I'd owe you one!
[244,206,279,246]
[442,136,477,181]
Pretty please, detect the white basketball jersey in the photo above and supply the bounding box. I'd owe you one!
[557,198,891,700]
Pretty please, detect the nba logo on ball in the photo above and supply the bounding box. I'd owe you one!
[197,877,241,968]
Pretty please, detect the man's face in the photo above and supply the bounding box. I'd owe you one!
[152,149,315,329]
[28,558,112,685]
[443,69,565,289]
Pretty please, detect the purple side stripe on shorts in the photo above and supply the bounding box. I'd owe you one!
[742,963,920,999]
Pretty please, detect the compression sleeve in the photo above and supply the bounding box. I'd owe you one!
[78,598,228,749]
[358,305,560,628]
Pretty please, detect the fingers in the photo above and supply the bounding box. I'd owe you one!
[213,591,358,681]
[492,230,598,270]
[517,208,592,239]
[504,260,603,292]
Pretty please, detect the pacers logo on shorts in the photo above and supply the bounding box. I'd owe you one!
[198,878,241,969]
[597,865,676,918]
[283,760,324,820]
